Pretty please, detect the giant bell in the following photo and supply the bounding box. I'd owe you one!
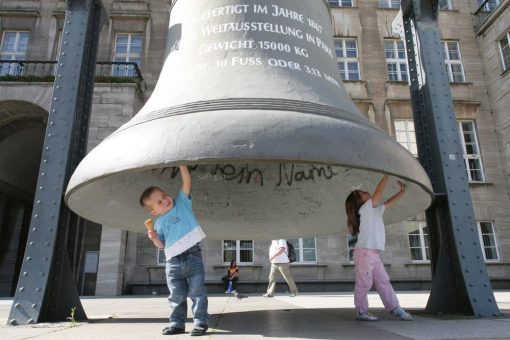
[65,0,433,240]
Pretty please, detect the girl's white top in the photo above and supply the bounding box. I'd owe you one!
[356,199,386,251]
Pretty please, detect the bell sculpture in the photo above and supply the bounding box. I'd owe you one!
[65,0,433,240]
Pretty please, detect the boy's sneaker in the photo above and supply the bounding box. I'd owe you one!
[161,326,185,335]
[392,307,413,321]
[190,324,208,337]
[262,293,273,298]
[289,292,298,297]
[356,312,378,321]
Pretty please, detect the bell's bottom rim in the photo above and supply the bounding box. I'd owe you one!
[65,109,434,207]
[66,157,434,205]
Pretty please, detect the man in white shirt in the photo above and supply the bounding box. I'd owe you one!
[263,239,298,297]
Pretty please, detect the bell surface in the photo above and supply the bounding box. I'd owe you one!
[65,0,433,240]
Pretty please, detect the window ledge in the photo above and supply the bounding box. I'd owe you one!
[386,80,409,85]
[404,261,510,266]
[404,261,431,266]
[213,264,263,269]
[449,82,473,86]
[439,9,460,13]
[341,262,391,267]
[468,181,492,185]
[343,80,367,84]
[290,263,327,267]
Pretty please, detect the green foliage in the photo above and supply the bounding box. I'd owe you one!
[0,75,138,84]
[94,75,138,84]
[66,306,77,327]
[0,75,55,82]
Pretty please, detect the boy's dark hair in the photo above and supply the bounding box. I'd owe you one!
[139,186,163,207]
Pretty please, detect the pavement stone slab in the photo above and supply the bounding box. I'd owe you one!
[0,292,509,339]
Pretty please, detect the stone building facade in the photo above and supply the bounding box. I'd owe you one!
[0,0,509,296]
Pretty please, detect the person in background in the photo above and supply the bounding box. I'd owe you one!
[263,239,298,297]
[222,259,239,295]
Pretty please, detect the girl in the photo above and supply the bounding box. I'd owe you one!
[345,175,413,321]
[222,260,239,294]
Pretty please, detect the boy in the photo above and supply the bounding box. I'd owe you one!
[140,165,208,336]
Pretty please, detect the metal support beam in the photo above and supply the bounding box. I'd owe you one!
[7,0,105,325]
[401,0,500,316]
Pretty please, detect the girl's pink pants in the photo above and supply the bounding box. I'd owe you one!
[353,248,400,313]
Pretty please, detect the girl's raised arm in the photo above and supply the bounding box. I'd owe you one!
[372,175,389,207]
[384,181,406,209]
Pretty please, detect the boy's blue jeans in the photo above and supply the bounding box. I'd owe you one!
[165,243,208,328]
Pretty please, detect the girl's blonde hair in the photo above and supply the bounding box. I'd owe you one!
[345,190,364,236]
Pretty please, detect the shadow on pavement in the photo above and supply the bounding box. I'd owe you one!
[87,308,425,339]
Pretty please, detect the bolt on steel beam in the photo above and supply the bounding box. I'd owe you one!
[7,0,105,325]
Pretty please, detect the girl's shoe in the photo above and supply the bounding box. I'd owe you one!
[391,307,413,321]
[356,312,378,321]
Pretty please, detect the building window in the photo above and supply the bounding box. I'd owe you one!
[394,120,418,156]
[442,41,466,82]
[379,0,400,9]
[51,30,64,76]
[438,0,452,9]
[458,121,485,182]
[499,32,510,72]
[329,0,355,7]
[223,240,254,264]
[477,222,499,261]
[334,38,360,80]
[0,31,29,76]
[157,249,166,266]
[347,235,356,262]
[408,223,430,262]
[385,40,408,81]
[54,30,63,60]
[288,238,317,263]
[477,0,500,12]
[112,33,142,76]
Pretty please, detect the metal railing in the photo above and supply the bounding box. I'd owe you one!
[95,62,145,91]
[0,60,57,81]
[0,60,145,91]
[474,0,503,28]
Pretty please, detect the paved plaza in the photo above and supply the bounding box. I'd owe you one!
[1,291,510,339]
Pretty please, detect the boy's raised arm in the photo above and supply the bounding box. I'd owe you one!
[180,165,192,196]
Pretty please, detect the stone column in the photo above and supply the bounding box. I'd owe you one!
[95,226,127,296]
